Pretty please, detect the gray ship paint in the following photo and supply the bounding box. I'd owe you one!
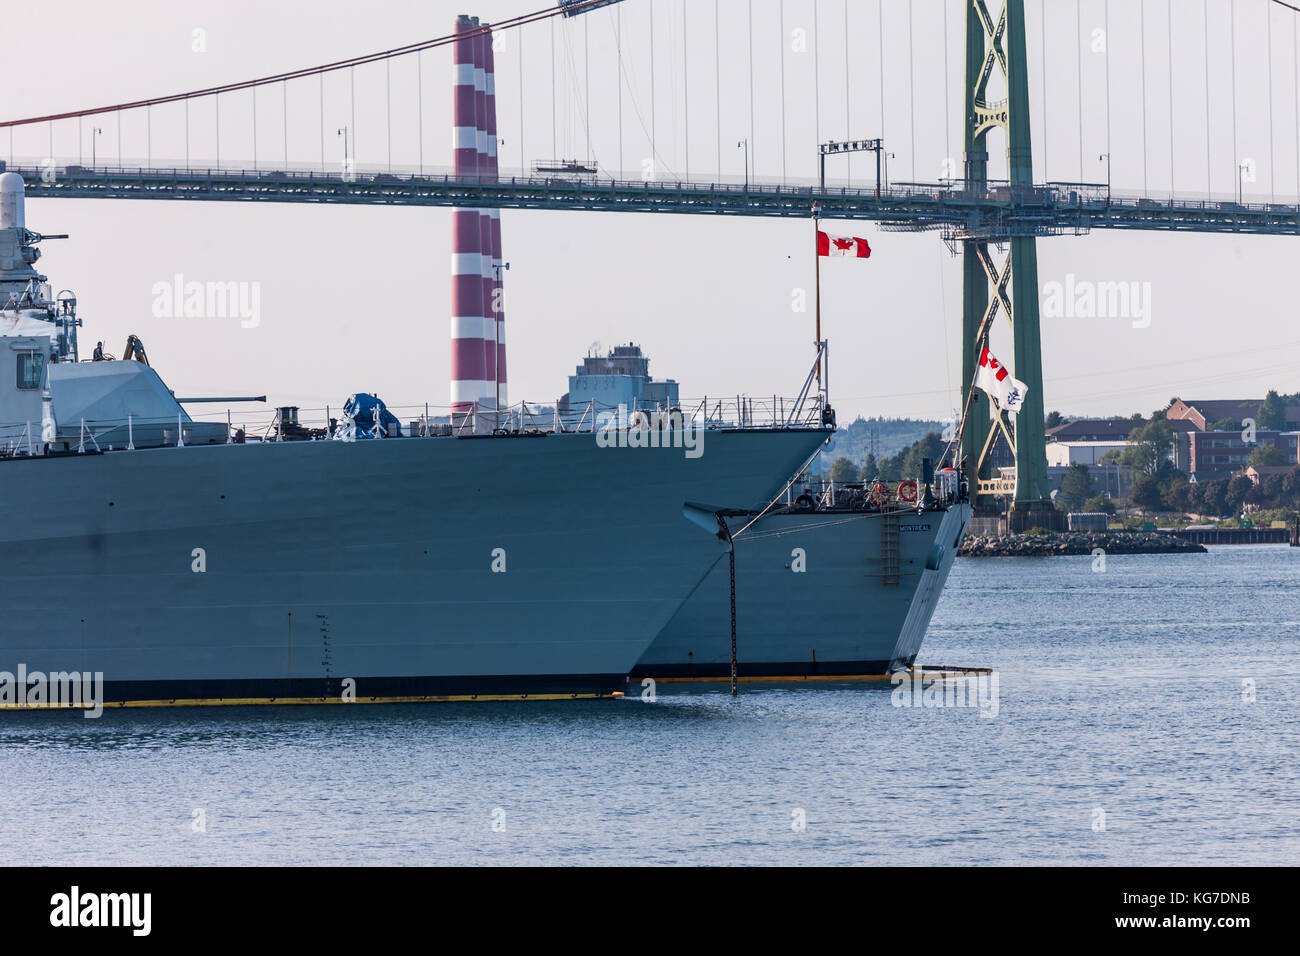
[0,173,835,704]
[635,501,971,679]
[0,427,830,701]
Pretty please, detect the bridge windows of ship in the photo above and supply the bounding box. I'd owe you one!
[16,351,45,390]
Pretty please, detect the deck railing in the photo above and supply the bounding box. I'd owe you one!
[0,393,829,458]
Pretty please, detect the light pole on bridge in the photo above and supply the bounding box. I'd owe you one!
[1099,153,1111,204]
[737,140,748,190]
[337,127,350,177]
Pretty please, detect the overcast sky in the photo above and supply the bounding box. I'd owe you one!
[7,0,1300,427]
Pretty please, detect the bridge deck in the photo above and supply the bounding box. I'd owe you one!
[9,164,1299,236]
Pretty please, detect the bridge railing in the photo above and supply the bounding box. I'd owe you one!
[7,160,1297,228]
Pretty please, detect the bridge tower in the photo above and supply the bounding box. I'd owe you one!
[959,0,1055,529]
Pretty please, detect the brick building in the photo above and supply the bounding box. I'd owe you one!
[1186,430,1300,481]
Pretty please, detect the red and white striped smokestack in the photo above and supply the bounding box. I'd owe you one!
[474,27,496,408]
[450,15,486,411]
[484,25,506,406]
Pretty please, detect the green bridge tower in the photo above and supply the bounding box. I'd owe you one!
[960,0,1056,529]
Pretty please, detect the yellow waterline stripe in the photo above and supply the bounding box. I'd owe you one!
[2,691,623,710]
[652,670,990,684]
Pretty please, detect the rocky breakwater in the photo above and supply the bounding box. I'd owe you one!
[958,530,1207,557]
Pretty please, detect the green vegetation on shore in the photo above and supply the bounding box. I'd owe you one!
[819,417,947,477]
[826,431,949,484]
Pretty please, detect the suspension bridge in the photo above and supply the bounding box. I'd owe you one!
[4,0,1300,523]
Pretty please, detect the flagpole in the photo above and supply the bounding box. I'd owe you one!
[946,353,985,469]
[813,202,822,391]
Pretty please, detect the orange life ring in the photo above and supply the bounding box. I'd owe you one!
[896,479,918,503]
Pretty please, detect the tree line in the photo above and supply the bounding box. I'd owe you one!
[826,432,951,484]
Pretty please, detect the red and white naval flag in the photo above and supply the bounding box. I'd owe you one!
[817,231,872,258]
[976,346,1029,413]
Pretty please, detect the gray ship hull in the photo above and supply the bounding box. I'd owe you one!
[0,428,829,704]
[633,501,971,680]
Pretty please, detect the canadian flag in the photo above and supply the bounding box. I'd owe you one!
[976,346,1029,413]
[817,231,871,258]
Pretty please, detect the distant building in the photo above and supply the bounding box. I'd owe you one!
[1045,419,1143,442]
[1046,416,1198,468]
[1112,398,1300,473]
[1166,398,1300,432]
[1186,430,1300,481]
[1245,464,1295,486]
[1045,440,1128,467]
[558,342,679,417]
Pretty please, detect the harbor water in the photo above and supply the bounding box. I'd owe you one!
[3,545,1296,866]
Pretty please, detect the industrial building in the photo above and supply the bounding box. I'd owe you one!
[558,343,679,419]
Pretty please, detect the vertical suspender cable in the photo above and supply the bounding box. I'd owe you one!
[350,66,356,167]
[944,0,950,178]
[814,0,821,161]
[1077,0,1084,182]
[284,79,289,170]
[517,30,523,175]
[651,2,657,171]
[909,0,920,182]
[1105,0,1112,188]
[879,0,885,157]
[1294,12,1298,200]
[780,1,787,184]
[1168,0,1174,195]
[749,0,755,175]
[1230,1,1238,197]
[716,0,721,182]
[551,18,557,162]
[418,51,425,175]
[1268,1,1275,201]
[1204,0,1211,195]
[1041,4,1047,179]
[683,4,688,180]
[147,106,152,167]
[386,58,392,172]
[845,0,851,181]
[251,88,256,170]
[908,0,916,181]
[214,98,218,168]
[586,17,592,163]
[1140,0,1148,194]
[618,6,624,176]
[319,74,325,172]
[117,109,122,167]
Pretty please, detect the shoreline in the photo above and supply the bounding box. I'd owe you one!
[959,530,1208,557]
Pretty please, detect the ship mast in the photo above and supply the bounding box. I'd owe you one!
[812,202,822,393]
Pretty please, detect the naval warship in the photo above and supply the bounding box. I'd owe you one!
[0,172,832,707]
[633,464,972,681]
